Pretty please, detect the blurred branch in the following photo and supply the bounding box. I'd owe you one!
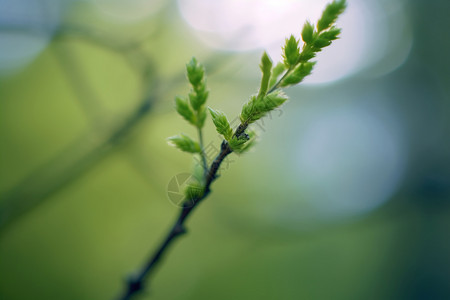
[0,21,161,231]
[0,93,155,231]
[0,23,153,55]
[52,41,105,125]
[0,20,239,232]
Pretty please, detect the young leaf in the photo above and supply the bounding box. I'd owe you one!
[189,87,209,112]
[317,0,347,32]
[281,62,316,86]
[319,27,342,41]
[258,91,288,114]
[235,130,257,154]
[228,135,249,152]
[175,96,195,125]
[283,35,300,67]
[240,92,288,124]
[240,96,264,124]
[298,48,316,63]
[208,107,233,141]
[301,21,315,44]
[167,134,201,153]
[186,57,205,87]
[312,37,332,50]
[258,51,273,98]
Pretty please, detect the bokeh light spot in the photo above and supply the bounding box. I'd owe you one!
[294,107,406,220]
[177,0,413,84]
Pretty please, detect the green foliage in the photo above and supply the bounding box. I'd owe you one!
[184,180,204,200]
[258,52,273,98]
[189,86,209,111]
[208,107,233,141]
[168,1,346,203]
[175,96,195,125]
[319,27,342,41]
[228,135,249,152]
[308,26,342,52]
[240,91,288,124]
[278,0,345,88]
[167,134,201,153]
[175,57,209,129]
[233,130,257,154]
[313,37,331,49]
[261,91,289,113]
[281,62,316,86]
[298,49,316,64]
[186,57,205,87]
[301,21,315,44]
[240,96,261,124]
[317,0,347,32]
[283,35,300,67]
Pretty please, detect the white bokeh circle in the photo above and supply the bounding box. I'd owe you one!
[177,0,413,84]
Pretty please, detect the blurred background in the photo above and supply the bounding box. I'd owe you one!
[0,0,449,299]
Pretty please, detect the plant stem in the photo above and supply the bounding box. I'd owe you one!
[268,41,314,95]
[197,127,208,177]
[117,141,232,300]
[267,66,293,94]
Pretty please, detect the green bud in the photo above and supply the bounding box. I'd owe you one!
[301,21,315,44]
[208,107,233,141]
[240,96,265,124]
[235,130,257,154]
[189,86,209,111]
[312,38,332,50]
[167,134,201,153]
[228,135,249,152]
[184,180,204,201]
[283,35,300,67]
[298,49,316,63]
[175,96,196,125]
[281,62,316,86]
[259,91,288,112]
[240,92,288,124]
[320,27,341,41]
[186,57,205,87]
[258,51,273,98]
[317,0,347,32]
[192,162,206,183]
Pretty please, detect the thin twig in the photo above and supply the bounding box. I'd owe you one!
[118,64,281,298]
[267,66,293,94]
[118,141,232,300]
[118,52,289,299]
[197,127,208,176]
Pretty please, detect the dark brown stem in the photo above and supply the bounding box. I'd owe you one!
[234,123,249,138]
[117,141,233,300]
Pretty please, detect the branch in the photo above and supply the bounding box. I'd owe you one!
[118,0,348,295]
[267,66,293,94]
[197,127,208,176]
[117,141,232,300]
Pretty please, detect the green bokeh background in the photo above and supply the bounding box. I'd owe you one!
[1,1,449,299]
